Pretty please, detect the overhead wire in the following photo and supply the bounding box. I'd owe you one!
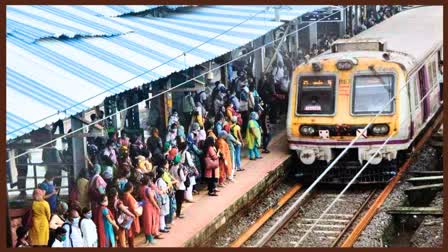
[7,6,272,137]
[6,5,351,163]
[293,80,440,247]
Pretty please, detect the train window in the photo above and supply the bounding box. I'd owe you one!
[352,74,395,114]
[297,75,336,114]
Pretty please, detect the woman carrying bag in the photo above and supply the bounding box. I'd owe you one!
[121,182,142,248]
[203,137,220,196]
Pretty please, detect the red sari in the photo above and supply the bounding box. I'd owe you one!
[139,185,160,236]
[95,205,114,248]
[216,138,232,184]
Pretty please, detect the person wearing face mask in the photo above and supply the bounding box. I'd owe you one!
[95,195,118,248]
[51,227,67,248]
[38,172,59,214]
[62,207,84,247]
[79,207,98,247]
[88,165,107,217]
[246,112,263,160]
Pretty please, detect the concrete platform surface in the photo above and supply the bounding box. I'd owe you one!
[136,130,291,247]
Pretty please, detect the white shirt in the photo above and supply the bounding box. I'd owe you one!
[80,218,98,247]
[52,239,64,248]
[170,165,186,190]
[62,220,84,247]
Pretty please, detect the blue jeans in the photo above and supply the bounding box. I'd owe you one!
[234,144,241,169]
[249,147,260,160]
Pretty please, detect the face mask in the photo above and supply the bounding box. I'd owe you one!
[48,180,54,185]
[72,217,80,225]
[84,212,92,219]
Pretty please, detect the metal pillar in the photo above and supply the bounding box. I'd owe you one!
[70,117,87,180]
[162,79,172,129]
[308,21,318,50]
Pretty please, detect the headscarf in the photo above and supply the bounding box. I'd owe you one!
[93,164,101,175]
[119,145,129,157]
[32,188,45,201]
[173,154,181,165]
[58,201,69,214]
[178,125,186,139]
[167,147,178,161]
[191,122,200,132]
[163,141,171,153]
[250,111,259,120]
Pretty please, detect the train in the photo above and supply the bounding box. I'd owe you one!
[286,6,443,183]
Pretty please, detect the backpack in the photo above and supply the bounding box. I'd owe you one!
[61,220,84,247]
[178,165,191,188]
[61,222,74,247]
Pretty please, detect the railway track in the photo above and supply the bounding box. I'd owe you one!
[270,189,376,247]
[228,112,442,248]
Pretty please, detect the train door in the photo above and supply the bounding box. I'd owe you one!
[410,76,423,137]
[417,66,430,121]
[427,54,440,113]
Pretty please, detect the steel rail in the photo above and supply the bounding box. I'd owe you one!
[330,189,377,247]
[340,111,443,247]
[229,183,303,247]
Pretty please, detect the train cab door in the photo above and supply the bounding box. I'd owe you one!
[410,76,423,137]
[417,67,430,121]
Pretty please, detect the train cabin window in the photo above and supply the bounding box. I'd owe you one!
[352,74,395,114]
[428,56,438,87]
[413,76,420,108]
[297,75,336,115]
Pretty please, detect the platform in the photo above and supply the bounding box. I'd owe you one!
[136,130,291,247]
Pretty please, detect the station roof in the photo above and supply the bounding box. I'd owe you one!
[6,5,327,141]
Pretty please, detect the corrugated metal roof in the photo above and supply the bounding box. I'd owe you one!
[6,5,328,140]
[78,5,190,17]
[6,5,134,42]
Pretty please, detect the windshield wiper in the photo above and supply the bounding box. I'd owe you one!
[368,65,391,93]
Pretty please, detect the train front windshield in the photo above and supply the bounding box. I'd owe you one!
[352,75,394,114]
[297,75,336,114]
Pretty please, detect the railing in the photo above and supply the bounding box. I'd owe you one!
[7,163,73,194]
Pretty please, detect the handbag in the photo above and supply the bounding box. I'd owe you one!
[204,154,219,170]
[135,204,143,216]
[115,202,133,230]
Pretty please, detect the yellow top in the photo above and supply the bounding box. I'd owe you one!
[29,200,51,246]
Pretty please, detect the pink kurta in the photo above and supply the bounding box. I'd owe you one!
[139,185,160,236]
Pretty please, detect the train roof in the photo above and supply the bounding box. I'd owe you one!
[312,6,443,74]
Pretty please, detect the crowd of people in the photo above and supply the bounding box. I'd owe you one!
[16,64,282,247]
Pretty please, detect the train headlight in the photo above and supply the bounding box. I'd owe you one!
[300,125,317,136]
[336,59,357,70]
[370,124,389,135]
[312,62,322,72]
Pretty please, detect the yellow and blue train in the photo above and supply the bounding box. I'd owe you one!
[286,6,443,183]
